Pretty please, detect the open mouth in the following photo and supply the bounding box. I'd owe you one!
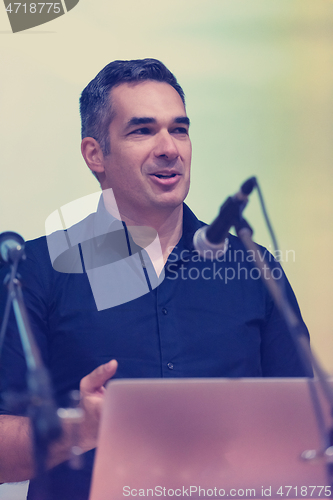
[153,173,177,179]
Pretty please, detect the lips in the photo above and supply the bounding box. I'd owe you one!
[149,171,181,186]
[153,173,177,179]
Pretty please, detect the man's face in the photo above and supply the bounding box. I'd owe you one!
[100,80,192,219]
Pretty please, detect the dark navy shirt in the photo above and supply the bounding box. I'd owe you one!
[0,203,310,500]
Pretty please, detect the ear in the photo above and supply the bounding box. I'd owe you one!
[81,137,105,177]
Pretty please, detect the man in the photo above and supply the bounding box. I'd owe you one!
[0,59,310,500]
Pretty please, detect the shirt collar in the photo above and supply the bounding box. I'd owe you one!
[91,197,205,258]
[181,203,205,251]
[165,204,205,263]
[93,195,125,247]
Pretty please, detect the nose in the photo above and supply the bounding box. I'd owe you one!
[153,131,180,161]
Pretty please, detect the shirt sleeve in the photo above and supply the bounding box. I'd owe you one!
[259,258,313,377]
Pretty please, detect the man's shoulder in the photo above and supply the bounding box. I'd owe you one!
[0,234,48,274]
[25,233,49,254]
[0,212,96,279]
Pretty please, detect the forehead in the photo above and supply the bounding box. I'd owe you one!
[109,81,186,123]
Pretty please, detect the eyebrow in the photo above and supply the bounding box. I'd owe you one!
[125,116,190,130]
[174,116,190,126]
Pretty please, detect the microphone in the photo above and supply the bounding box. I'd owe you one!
[0,232,26,264]
[193,177,257,258]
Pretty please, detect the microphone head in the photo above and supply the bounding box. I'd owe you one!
[193,226,228,260]
[0,231,25,264]
[241,177,257,196]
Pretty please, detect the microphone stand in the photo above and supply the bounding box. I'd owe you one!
[1,253,62,500]
[235,217,333,495]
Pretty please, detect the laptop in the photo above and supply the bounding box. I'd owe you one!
[89,378,331,500]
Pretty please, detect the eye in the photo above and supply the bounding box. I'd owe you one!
[129,127,151,135]
[172,127,189,135]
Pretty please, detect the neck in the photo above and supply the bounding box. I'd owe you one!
[102,192,183,274]
[119,204,183,262]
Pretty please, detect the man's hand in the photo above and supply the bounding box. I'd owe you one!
[78,359,118,452]
[0,360,118,482]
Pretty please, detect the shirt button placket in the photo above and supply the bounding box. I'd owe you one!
[160,298,174,376]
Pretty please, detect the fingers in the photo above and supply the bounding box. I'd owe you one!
[80,359,118,394]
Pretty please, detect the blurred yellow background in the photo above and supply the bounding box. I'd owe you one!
[0,0,332,378]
